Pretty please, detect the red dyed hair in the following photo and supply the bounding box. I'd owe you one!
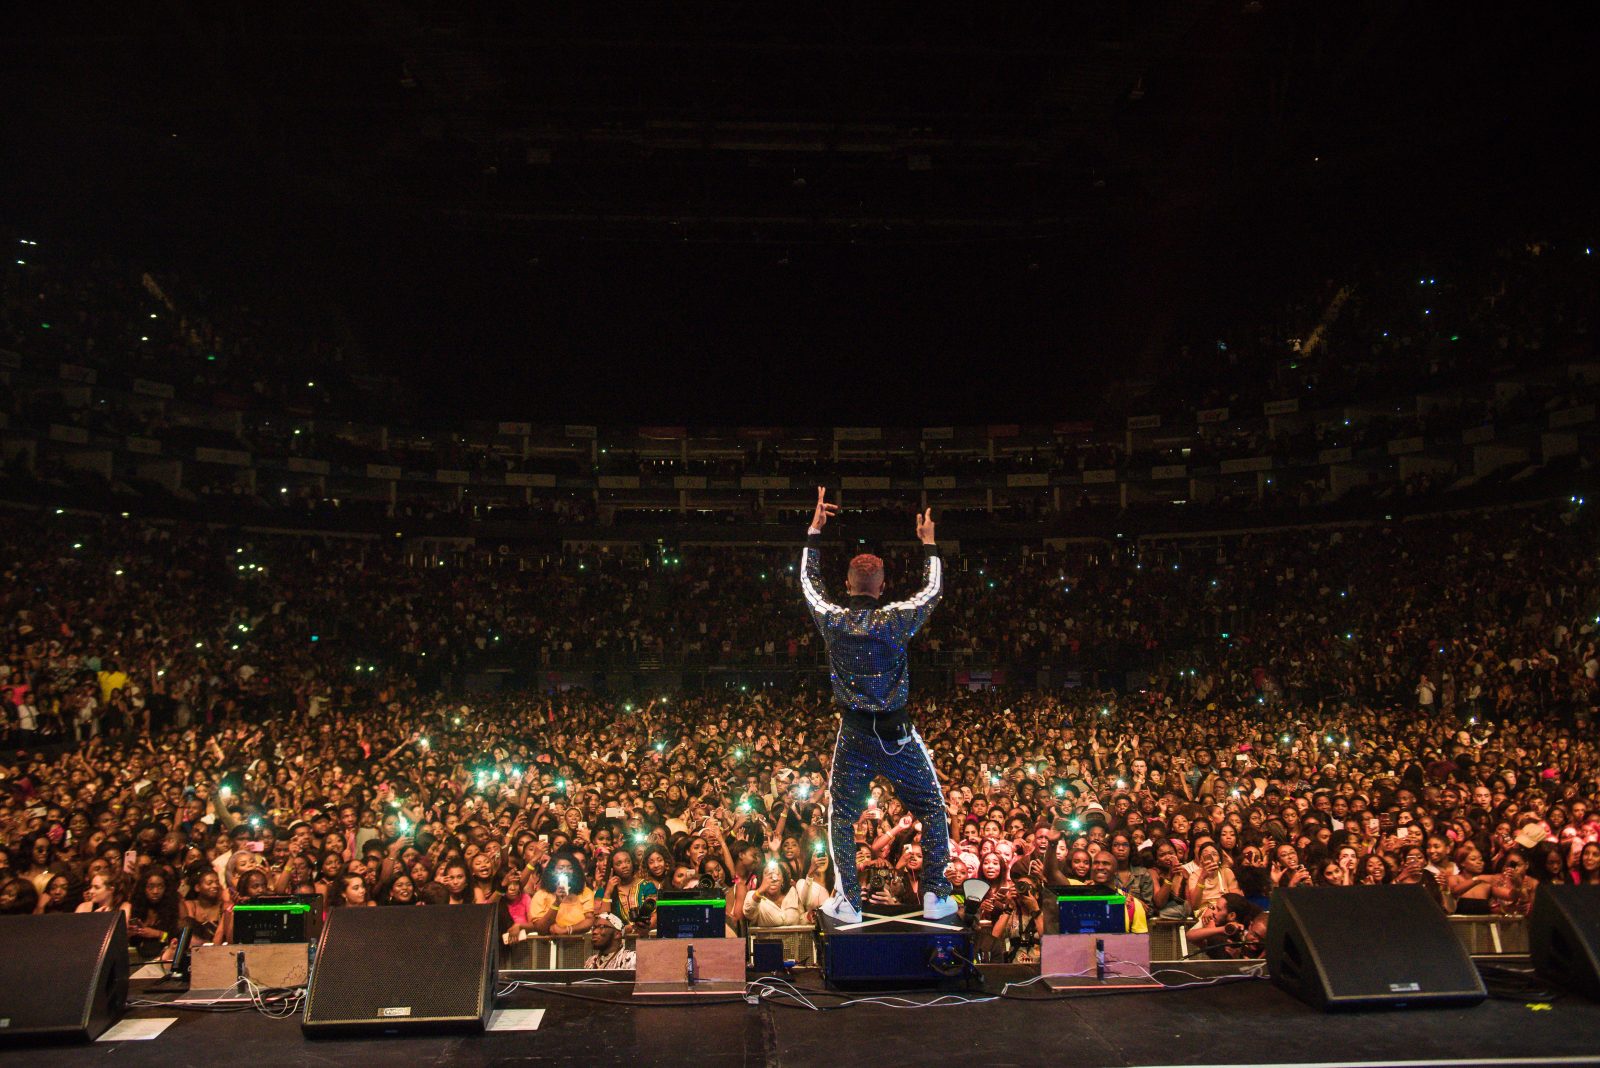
[848,553,884,590]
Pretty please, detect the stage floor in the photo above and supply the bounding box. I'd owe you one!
[10,968,1600,1068]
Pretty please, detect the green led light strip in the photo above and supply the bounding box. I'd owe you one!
[1055,895,1122,905]
[234,903,313,913]
[655,900,726,908]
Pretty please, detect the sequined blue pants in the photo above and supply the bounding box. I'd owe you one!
[827,719,952,907]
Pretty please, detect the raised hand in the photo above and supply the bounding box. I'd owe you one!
[810,486,839,533]
[915,507,935,545]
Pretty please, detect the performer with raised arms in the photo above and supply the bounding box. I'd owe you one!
[801,486,954,924]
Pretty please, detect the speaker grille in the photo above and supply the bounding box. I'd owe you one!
[0,912,128,1041]
[1268,885,1485,1010]
[303,904,496,1034]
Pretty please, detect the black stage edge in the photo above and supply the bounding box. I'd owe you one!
[11,967,1600,1068]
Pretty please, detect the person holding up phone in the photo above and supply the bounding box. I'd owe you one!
[1393,843,1445,909]
[793,846,834,922]
[529,852,596,937]
[801,487,953,924]
[743,860,804,927]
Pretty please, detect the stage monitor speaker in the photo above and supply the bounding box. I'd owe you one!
[1530,884,1600,1000]
[0,912,128,1043]
[1266,885,1486,1011]
[302,903,497,1036]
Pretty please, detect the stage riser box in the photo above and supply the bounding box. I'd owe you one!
[823,930,973,988]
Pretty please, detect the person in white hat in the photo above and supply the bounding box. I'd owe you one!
[585,911,635,970]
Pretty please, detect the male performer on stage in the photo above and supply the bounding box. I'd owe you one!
[801,486,955,924]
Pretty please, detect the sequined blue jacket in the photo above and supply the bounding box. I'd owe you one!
[801,534,942,729]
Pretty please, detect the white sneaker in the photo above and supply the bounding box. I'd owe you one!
[821,894,862,925]
[922,891,958,923]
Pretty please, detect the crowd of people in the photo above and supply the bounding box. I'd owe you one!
[1,497,1593,702]
[2,489,1597,968]
[2,682,1597,967]
[4,232,1598,961]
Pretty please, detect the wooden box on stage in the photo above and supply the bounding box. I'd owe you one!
[1039,933,1161,991]
[192,942,311,989]
[632,937,744,997]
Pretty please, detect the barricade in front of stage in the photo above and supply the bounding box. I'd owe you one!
[1154,912,1530,962]
[488,914,1531,977]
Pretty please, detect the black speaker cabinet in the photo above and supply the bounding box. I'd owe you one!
[302,903,498,1036]
[1266,885,1486,1011]
[1530,884,1600,1000]
[0,912,129,1043]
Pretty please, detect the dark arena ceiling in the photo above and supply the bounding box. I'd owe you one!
[4,2,1596,422]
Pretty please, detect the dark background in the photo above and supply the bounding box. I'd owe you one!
[3,2,1596,424]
